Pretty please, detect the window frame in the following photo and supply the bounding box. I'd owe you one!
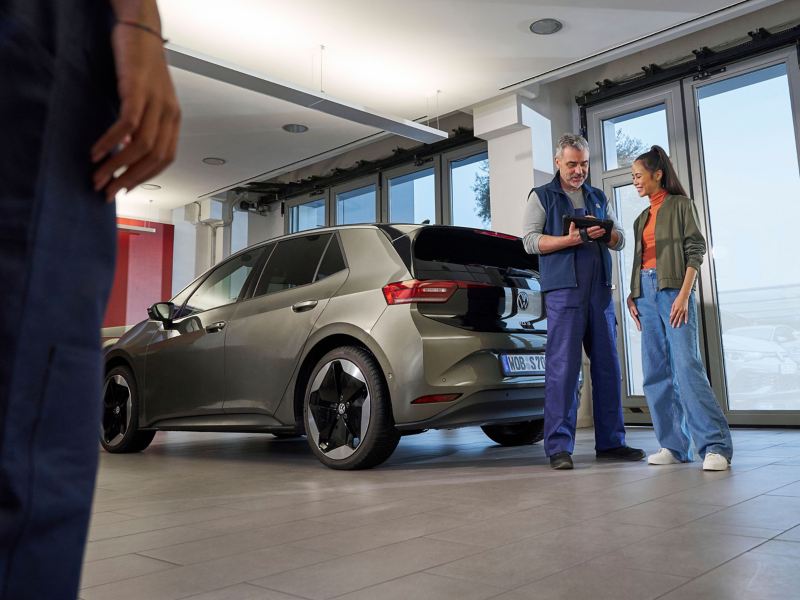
[441,142,490,228]
[381,159,440,225]
[284,191,330,234]
[331,175,380,226]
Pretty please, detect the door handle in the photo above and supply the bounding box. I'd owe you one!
[292,300,318,313]
[205,321,227,333]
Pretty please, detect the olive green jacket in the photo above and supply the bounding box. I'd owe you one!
[629,194,706,299]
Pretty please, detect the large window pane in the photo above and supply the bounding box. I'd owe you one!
[289,198,326,233]
[450,152,490,229]
[696,63,800,410]
[602,104,669,170]
[614,183,650,397]
[336,184,376,225]
[389,168,435,224]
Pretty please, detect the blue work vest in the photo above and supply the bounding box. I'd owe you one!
[533,174,613,292]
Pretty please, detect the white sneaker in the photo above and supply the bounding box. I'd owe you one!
[703,452,730,471]
[648,448,681,465]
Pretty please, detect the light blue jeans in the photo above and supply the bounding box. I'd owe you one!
[635,269,732,461]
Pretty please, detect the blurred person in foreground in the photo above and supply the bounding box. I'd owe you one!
[0,1,180,597]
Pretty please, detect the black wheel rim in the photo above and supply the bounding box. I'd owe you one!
[102,374,133,446]
[307,358,371,460]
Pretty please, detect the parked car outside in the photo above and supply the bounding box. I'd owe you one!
[102,224,549,469]
[723,325,799,396]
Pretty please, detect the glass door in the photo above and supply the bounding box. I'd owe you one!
[588,83,689,420]
[684,49,800,422]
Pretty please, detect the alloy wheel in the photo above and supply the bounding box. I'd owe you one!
[307,358,371,460]
[102,374,133,447]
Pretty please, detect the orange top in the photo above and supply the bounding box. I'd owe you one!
[641,189,667,269]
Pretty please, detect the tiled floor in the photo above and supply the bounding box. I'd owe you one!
[81,427,800,600]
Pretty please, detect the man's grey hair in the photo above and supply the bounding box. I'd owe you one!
[555,133,589,159]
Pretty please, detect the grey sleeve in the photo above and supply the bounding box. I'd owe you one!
[522,191,546,255]
[606,197,625,251]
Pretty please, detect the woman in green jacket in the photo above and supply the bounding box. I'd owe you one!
[626,146,732,471]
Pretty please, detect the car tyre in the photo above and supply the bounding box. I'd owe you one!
[304,346,400,470]
[481,419,545,446]
[101,365,156,453]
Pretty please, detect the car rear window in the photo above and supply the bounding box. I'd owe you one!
[412,227,538,283]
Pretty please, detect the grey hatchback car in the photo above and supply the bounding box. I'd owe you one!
[102,224,548,469]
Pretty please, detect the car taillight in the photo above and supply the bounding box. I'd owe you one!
[382,279,492,305]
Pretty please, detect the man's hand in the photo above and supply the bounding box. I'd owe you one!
[91,20,180,202]
[627,294,641,331]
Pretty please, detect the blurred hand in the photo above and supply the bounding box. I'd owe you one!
[627,294,641,331]
[91,24,180,202]
[566,222,582,246]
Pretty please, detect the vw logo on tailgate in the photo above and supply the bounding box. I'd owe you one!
[517,292,529,311]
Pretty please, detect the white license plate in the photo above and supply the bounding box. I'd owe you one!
[500,353,546,376]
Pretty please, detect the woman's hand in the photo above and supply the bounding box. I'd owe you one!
[92,18,180,201]
[670,292,690,328]
[627,294,641,331]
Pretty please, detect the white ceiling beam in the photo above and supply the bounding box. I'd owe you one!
[165,45,448,144]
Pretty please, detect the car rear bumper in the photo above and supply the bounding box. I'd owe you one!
[395,386,545,431]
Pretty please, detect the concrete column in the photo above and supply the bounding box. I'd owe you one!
[473,94,553,236]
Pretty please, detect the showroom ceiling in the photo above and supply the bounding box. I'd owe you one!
[119,0,778,214]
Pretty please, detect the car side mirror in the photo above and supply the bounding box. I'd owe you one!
[147,302,176,325]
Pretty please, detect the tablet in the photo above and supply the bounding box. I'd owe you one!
[562,215,613,243]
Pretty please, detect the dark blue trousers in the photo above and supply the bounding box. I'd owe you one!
[0,3,117,599]
[543,243,626,456]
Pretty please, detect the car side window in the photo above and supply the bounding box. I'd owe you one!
[182,248,265,316]
[315,235,347,282]
[253,234,331,298]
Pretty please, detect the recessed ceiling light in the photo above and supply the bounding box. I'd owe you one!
[529,18,563,35]
[140,183,161,190]
[202,157,227,166]
[282,123,309,133]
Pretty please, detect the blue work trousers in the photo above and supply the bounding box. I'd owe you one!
[0,4,118,599]
[635,269,732,462]
[543,243,626,456]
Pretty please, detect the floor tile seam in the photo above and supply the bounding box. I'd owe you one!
[600,499,729,529]
[177,582,311,600]
[88,515,245,543]
[426,514,590,551]
[79,554,182,590]
[129,551,189,567]
[325,566,510,600]
[483,553,692,599]
[83,526,233,557]
[649,536,777,600]
[85,545,336,596]
[282,524,478,557]
[89,504,256,532]
[242,541,491,599]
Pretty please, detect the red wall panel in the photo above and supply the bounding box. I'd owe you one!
[103,218,174,328]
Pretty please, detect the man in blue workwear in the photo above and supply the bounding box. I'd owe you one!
[523,133,644,470]
[0,1,179,598]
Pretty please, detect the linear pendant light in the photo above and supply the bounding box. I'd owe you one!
[165,45,448,144]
